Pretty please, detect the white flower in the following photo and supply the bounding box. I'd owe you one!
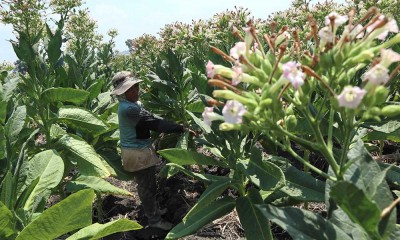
[202,107,223,126]
[205,60,234,79]
[362,64,390,85]
[232,65,243,86]
[230,42,246,59]
[367,15,399,40]
[318,26,334,48]
[206,60,215,78]
[337,86,366,109]
[282,61,305,90]
[380,48,400,68]
[222,100,247,124]
[324,12,348,29]
[343,24,364,39]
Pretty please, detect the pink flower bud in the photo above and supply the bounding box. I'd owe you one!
[230,42,246,59]
[282,61,305,90]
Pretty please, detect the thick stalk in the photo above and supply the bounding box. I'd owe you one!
[267,135,336,181]
[339,127,351,177]
[297,106,339,175]
[327,106,335,151]
[265,118,320,152]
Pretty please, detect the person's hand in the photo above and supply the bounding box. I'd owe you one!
[183,126,197,136]
[187,128,197,136]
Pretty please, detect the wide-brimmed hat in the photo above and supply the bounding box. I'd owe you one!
[111,71,143,96]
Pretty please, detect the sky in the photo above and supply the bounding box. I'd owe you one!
[0,0,346,62]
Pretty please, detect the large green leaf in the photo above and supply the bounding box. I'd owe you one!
[379,162,400,186]
[186,100,205,113]
[16,189,94,240]
[42,88,89,104]
[237,148,285,191]
[337,139,397,238]
[65,55,83,87]
[176,131,189,150]
[66,175,132,196]
[0,126,5,159]
[0,100,6,125]
[158,148,228,168]
[363,120,400,142]
[363,120,400,133]
[23,150,64,211]
[257,204,352,240]
[0,171,14,210]
[186,110,211,134]
[331,181,381,239]
[271,156,325,202]
[5,105,26,146]
[46,23,62,65]
[184,178,231,220]
[58,134,111,178]
[87,80,104,102]
[364,129,400,142]
[0,201,15,239]
[166,197,235,239]
[166,163,229,184]
[98,149,134,181]
[56,107,108,135]
[66,219,142,240]
[236,189,273,240]
[2,75,20,103]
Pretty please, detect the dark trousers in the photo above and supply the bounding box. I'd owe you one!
[132,166,161,224]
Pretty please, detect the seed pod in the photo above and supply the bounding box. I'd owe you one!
[374,86,389,105]
[261,59,273,75]
[286,115,297,130]
[368,106,381,116]
[381,105,400,117]
[260,98,273,108]
[286,104,295,115]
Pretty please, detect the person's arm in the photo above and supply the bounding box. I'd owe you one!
[136,108,184,133]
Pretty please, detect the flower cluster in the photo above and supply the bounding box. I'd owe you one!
[202,8,400,130]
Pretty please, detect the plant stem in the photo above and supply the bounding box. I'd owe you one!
[273,139,336,181]
[327,106,334,151]
[297,105,339,176]
[339,127,350,177]
[96,192,103,223]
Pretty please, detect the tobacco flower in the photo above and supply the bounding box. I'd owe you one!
[282,61,305,90]
[337,86,366,109]
[222,100,247,124]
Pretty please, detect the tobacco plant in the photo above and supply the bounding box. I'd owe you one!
[0,1,139,238]
[161,7,400,240]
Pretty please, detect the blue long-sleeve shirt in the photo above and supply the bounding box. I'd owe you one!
[117,100,184,149]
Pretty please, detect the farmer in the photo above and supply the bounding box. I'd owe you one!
[111,71,186,230]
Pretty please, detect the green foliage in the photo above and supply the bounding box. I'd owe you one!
[166,197,235,239]
[65,175,132,196]
[16,189,94,240]
[2,0,400,239]
[66,219,142,240]
[57,134,111,178]
[22,150,64,212]
[257,204,352,240]
[0,201,15,239]
[236,188,273,240]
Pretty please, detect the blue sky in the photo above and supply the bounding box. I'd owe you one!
[0,0,346,62]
